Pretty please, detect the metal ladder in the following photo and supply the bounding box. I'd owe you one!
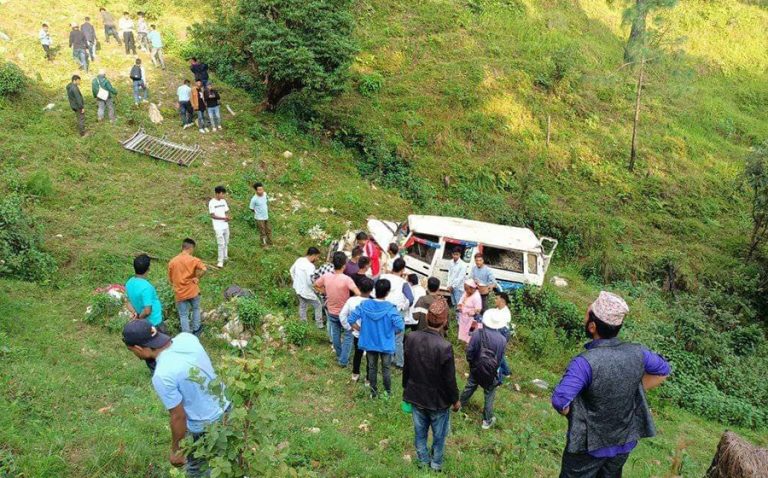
[121,128,202,167]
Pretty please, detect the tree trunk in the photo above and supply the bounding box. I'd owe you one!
[629,56,645,172]
[264,80,294,111]
[624,0,649,63]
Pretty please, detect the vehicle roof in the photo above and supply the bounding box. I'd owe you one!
[408,215,542,252]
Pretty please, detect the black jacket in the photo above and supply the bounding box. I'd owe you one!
[81,22,96,43]
[66,82,84,111]
[402,329,459,411]
[69,29,87,49]
[190,62,209,82]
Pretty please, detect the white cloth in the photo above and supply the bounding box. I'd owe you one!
[215,228,229,265]
[406,284,426,325]
[339,296,367,337]
[447,258,467,290]
[290,257,318,301]
[379,273,409,312]
[118,17,134,34]
[481,306,511,330]
[208,198,229,232]
[137,18,148,33]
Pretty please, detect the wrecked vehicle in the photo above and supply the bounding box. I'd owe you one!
[334,215,558,292]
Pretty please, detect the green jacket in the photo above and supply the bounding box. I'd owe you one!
[66,82,84,111]
[91,75,117,99]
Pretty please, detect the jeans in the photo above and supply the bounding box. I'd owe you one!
[123,31,136,54]
[132,80,147,104]
[450,288,463,309]
[97,98,115,122]
[412,406,450,471]
[459,371,498,422]
[42,44,52,61]
[328,314,352,367]
[352,336,365,375]
[214,228,229,265]
[498,327,511,381]
[208,105,221,128]
[73,109,85,136]
[256,219,272,245]
[366,351,392,397]
[179,101,193,126]
[298,295,322,327]
[197,110,211,129]
[151,47,166,69]
[104,25,121,44]
[559,452,630,478]
[177,295,202,334]
[72,48,89,72]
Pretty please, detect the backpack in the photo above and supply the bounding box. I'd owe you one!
[470,328,499,389]
[129,64,142,80]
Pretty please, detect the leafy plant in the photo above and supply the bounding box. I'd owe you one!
[0,194,57,282]
[0,62,25,97]
[84,293,123,325]
[284,320,310,346]
[189,0,358,110]
[357,72,384,97]
[24,171,53,198]
[237,296,268,329]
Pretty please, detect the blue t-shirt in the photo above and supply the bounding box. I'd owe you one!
[152,333,230,433]
[147,30,163,48]
[125,277,163,326]
[249,193,269,220]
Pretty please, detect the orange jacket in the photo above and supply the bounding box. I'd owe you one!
[190,86,207,111]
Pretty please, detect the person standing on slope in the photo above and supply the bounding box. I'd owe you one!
[39,23,53,61]
[446,247,467,308]
[248,182,271,246]
[190,80,210,133]
[92,69,117,122]
[290,247,323,329]
[551,292,671,478]
[81,16,97,61]
[124,254,165,373]
[378,258,414,369]
[118,11,137,55]
[208,186,231,268]
[167,238,207,336]
[68,23,89,72]
[66,75,86,137]
[189,58,209,87]
[100,7,122,44]
[339,276,374,382]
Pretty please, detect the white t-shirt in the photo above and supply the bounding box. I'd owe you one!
[208,198,229,231]
[406,284,426,325]
[339,296,368,338]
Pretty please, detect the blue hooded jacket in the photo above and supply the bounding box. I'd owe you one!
[349,299,404,354]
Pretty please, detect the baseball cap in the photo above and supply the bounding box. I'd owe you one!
[122,320,171,348]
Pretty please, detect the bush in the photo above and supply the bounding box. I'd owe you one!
[85,293,123,325]
[0,62,25,97]
[237,296,268,329]
[25,171,53,198]
[285,320,310,346]
[0,194,57,282]
[357,72,384,97]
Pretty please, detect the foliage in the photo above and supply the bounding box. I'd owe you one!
[0,194,57,282]
[182,350,315,477]
[357,72,384,97]
[24,171,53,198]
[84,293,123,325]
[237,296,269,329]
[189,0,358,110]
[0,448,19,478]
[284,319,310,346]
[0,62,25,97]
[620,0,679,62]
[743,141,768,260]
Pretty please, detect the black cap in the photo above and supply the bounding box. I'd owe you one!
[122,320,171,348]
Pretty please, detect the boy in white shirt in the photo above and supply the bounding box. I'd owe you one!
[118,11,136,55]
[136,12,150,51]
[208,186,231,268]
[339,277,374,382]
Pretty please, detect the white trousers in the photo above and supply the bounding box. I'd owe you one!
[215,228,230,264]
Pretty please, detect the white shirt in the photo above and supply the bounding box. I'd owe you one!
[339,296,368,337]
[208,198,229,231]
[137,18,148,33]
[447,258,466,290]
[290,257,317,301]
[379,273,409,312]
[118,17,134,34]
[406,284,426,325]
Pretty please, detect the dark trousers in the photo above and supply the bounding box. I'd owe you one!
[123,31,136,54]
[352,336,365,375]
[104,25,121,44]
[74,109,85,136]
[366,351,392,397]
[559,452,630,478]
[257,219,272,245]
[480,294,489,313]
[179,101,193,125]
[459,372,497,422]
[42,44,52,61]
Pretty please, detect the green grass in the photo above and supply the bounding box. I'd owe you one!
[1,0,768,476]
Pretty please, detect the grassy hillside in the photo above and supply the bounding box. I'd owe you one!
[1,0,767,477]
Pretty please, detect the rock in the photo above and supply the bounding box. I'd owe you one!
[403,454,412,463]
[0,31,9,41]
[148,103,163,123]
[43,103,56,111]
[551,276,569,287]
[332,419,340,424]
[97,405,113,414]
[276,441,289,452]
[282,150,293,159]
[229,339,248,349]
[55,234,63,238]
[378,439,390,450]
[358,421,370,433]
[532,379,549,390]
[317,207,330,213]
[514,383,521,392]
[307,427,321,434]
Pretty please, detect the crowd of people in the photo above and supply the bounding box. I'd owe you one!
[46,8,222,137]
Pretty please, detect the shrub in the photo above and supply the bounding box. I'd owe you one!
[85,293,123,325]
[189,0,358,110]
[24,170,53,198]
[285,320,310,346]
[357,72,384,97]
[237,296,268,329]
[0,62,25,97]
[0,194,57,282]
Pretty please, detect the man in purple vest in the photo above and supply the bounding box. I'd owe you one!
[551,291,671,478]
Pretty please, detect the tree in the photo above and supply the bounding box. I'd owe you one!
[744,141,768,261]
[190,0,357,110]
[621,0,677,63]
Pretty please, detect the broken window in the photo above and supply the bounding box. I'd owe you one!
[527,253,538,275]
[407,233,439,264]
[483,246,524,273]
